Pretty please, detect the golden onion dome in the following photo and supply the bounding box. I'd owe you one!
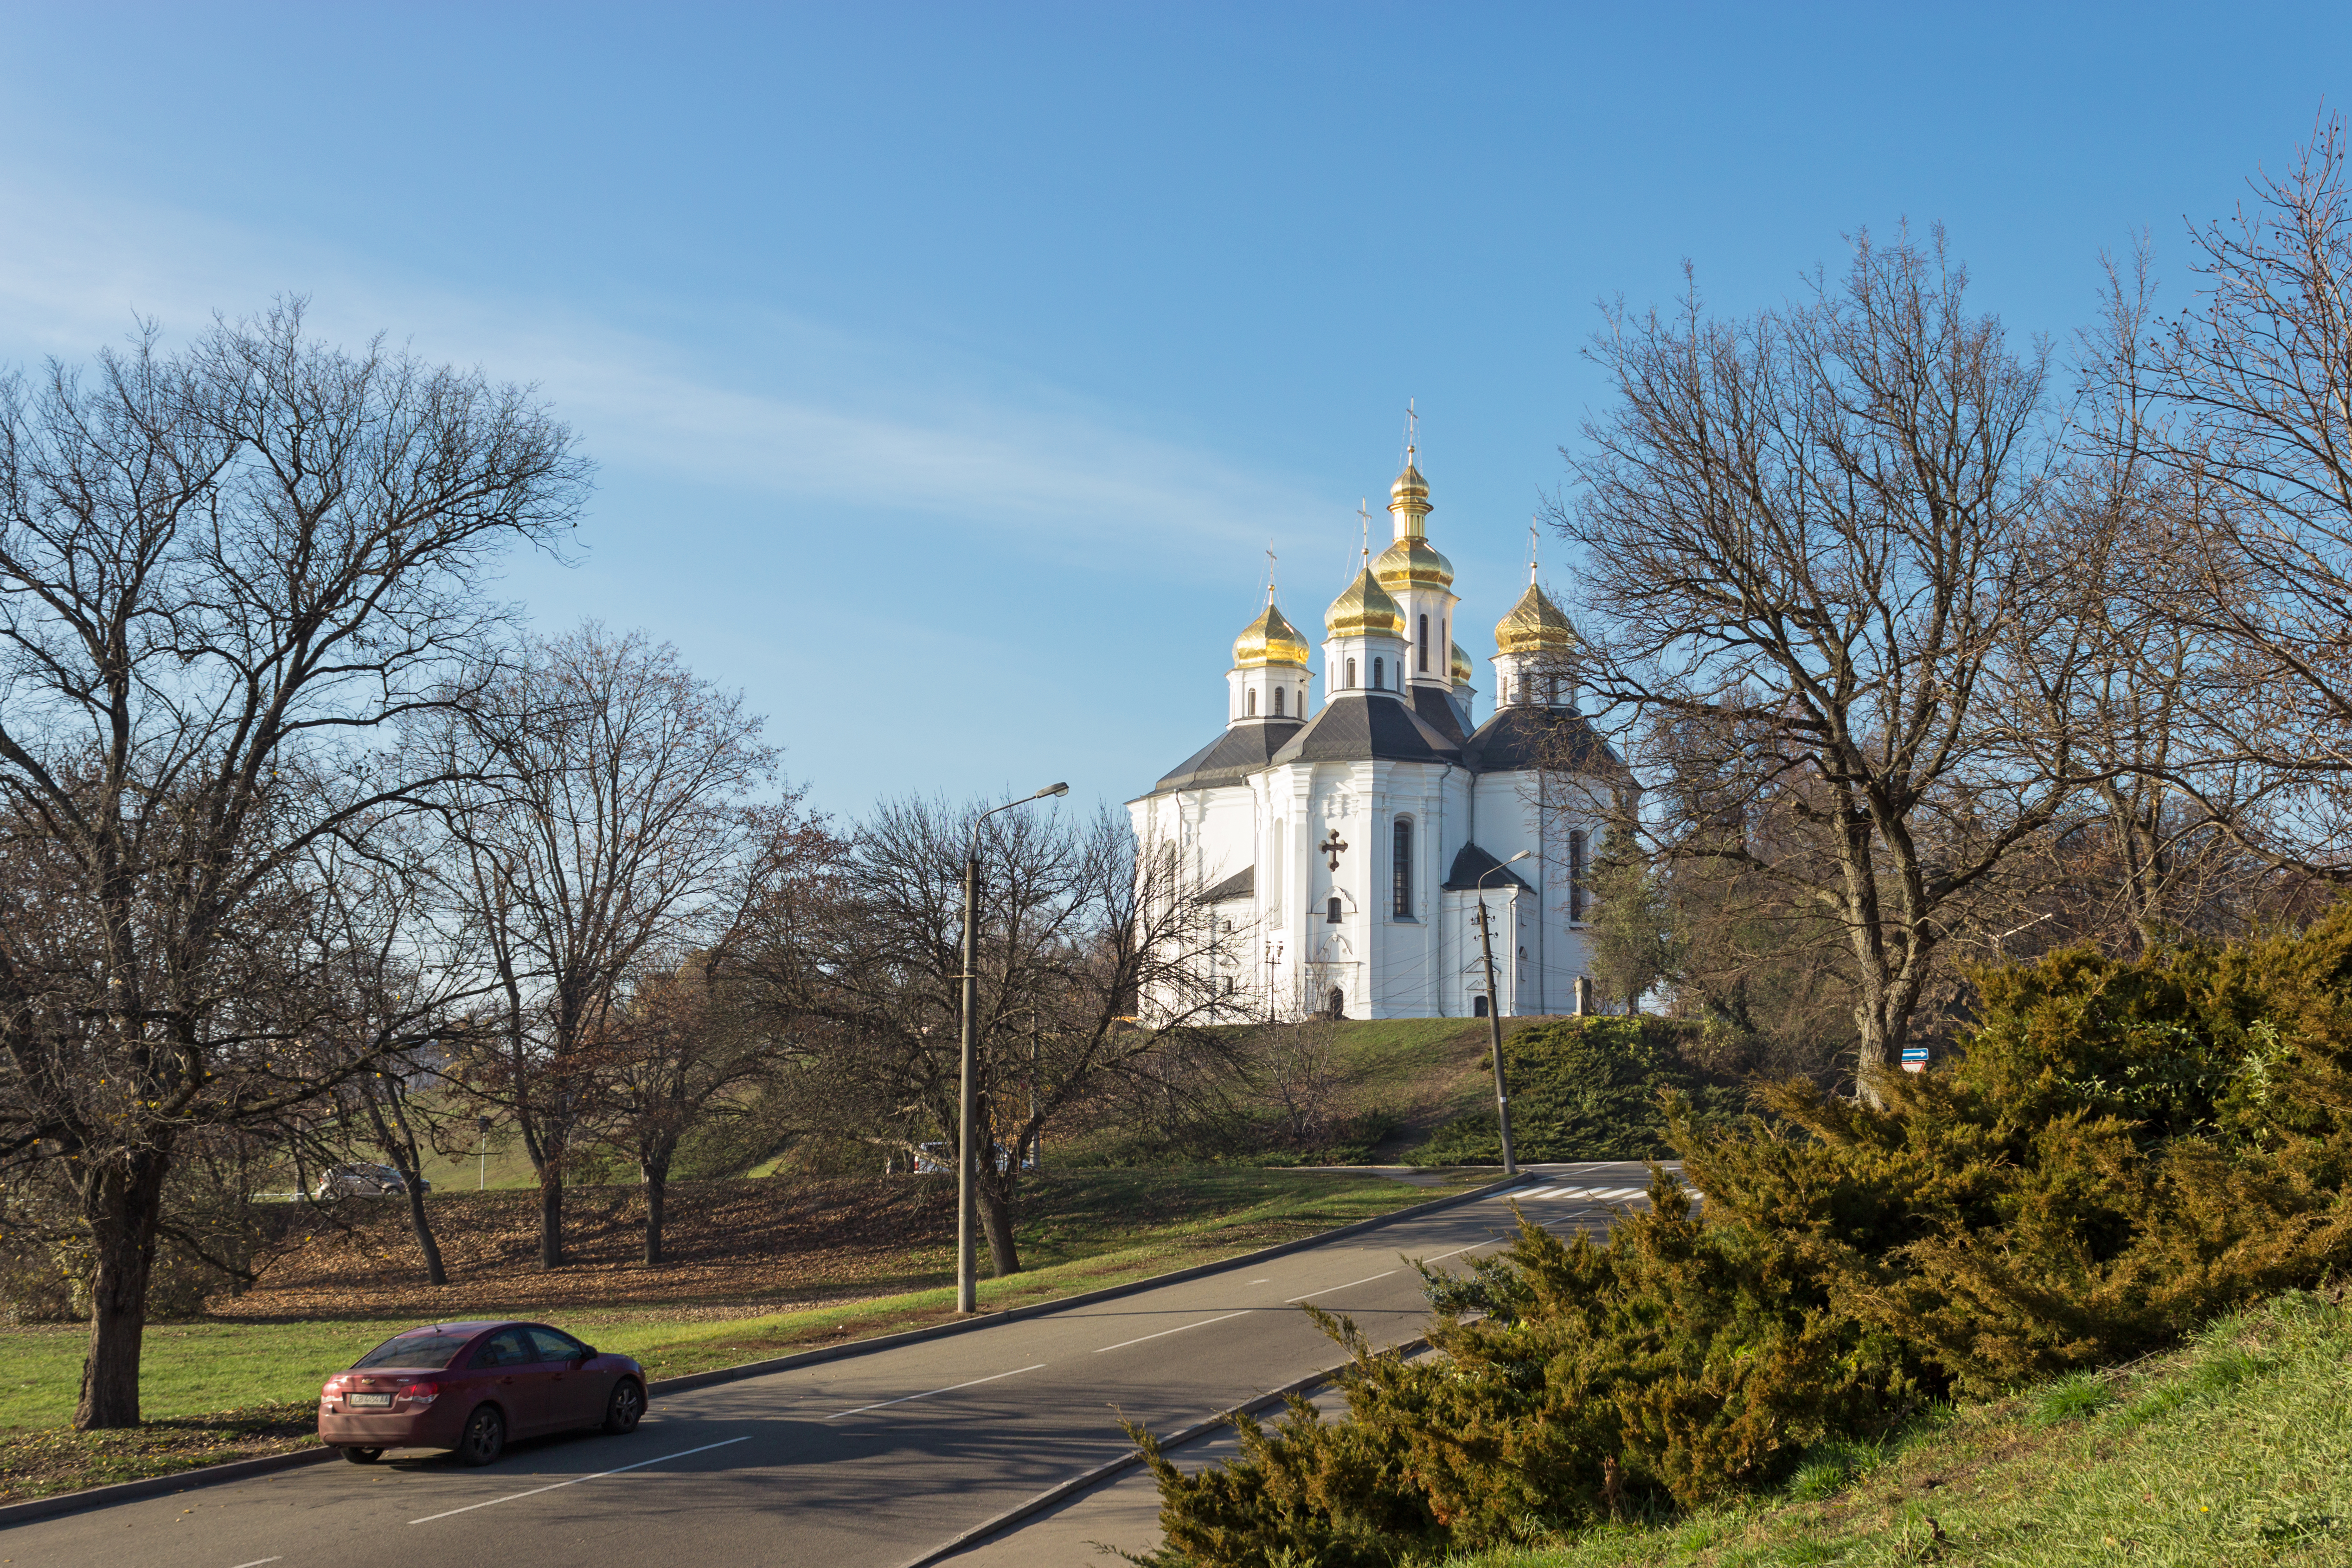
[1325,564,1406,639]
[1231,599,1311,669]
[1372,533,1454,592]
[1390,454,1429,508]
[1496,581,1577,653]
[1450,640,1474,683]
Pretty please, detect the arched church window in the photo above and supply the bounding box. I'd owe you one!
[1327,987,1346,1019]
[1247,689,1257,716]
[1392,817,1414,918]
[1274,686,1285,716]
[1549,674,1560,705]
[1417,614,1429,671]
[1346,658,1357,689]
[1373,657,1384,689]
[1474,994,1490,1018]
[1327,895,1343,924]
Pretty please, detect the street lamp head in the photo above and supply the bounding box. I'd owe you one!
[1037,782,1070,799]
[1506,850,1533,863]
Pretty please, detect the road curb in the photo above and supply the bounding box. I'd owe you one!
[896,1336,1435,1568]
[643,1168,1525,1399]
[0,1444,336,1530]
[0,1168,1533,1533]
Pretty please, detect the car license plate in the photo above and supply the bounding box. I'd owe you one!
[346,1393,393,1407]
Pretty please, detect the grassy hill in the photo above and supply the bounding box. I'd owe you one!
[1438,1289,2352,1567]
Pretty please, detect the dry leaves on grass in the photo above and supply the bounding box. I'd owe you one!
[222,1176,961,1320]
[0,1403,318,1503]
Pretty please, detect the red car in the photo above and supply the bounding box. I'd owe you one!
[318,1320,647,1466]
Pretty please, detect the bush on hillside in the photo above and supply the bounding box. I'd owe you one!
[1409,1016,1750,1164]
[1141,908,2352,1565]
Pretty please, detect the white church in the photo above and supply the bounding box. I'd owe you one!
[1127,448,1627,1021]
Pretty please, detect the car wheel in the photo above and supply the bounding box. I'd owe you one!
[458,1404,506,1466]
[602,1378,645,1434]
[341,1446,383,1464]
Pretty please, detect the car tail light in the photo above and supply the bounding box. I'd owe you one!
[397,1381,439,1404]
[321,1379,343,1397]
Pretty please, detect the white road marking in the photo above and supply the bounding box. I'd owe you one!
[1286,1269,1397,1303]
[1093,1311,1252,1353]
[1419,1240,1499,1264]
[407,1436,750,1524]
[230,1559,283,1567]
[826,1363,1046,1418]
[1247,1277,1271,1284]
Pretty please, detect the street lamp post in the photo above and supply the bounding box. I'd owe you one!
[958,782,1069,1314]
[1475,850,1533,1178]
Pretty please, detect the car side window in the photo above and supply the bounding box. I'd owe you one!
[468,1329,532,1369]
[527,1327,587,1362]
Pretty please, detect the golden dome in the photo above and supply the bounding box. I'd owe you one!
[1496,581,1576,653]
[1232,599,1311,669]
[1450,640,1474,683]
[1373,533,1454,592]
[1390,454,1429,506]
[1387,447,1432,532]
[1325,564,1406,639]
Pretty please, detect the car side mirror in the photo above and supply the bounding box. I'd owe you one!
[576,1346,595,1362]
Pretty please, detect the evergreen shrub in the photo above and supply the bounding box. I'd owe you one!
[1409,1016,1750,1164]
[1140,909,2352,1566]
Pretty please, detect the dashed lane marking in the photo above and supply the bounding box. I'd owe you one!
[1285,1270,1398,1303]
[1094,1312,1252,1354]
[827,1363,1047,1418]
[408,1436,751,1525]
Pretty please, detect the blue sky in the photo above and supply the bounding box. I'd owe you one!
[0,3,2342,822]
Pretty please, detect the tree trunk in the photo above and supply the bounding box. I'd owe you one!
[538,1171,565,1268]
[641,1148,673,1266]
[978,1183,1020,1277]
[403,1178,448,1286]
[75,1148,171,1429]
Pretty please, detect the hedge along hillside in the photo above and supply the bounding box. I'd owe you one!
[1137,907,2352,1567]
[1409,1016,1751,1164]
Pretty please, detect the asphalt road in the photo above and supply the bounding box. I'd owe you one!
[2,1162,1671,1568]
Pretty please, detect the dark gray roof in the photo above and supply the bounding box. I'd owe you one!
[1203,865,1255,902]
[1443,842,1534,892]
[1410,684,1468,746]
[1463,704,1627,777]
[1269,691,1463,768]
[1152,718,1305,793]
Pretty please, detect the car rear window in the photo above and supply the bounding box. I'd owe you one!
[351,1330,475,1369]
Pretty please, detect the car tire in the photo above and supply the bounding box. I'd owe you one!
[458,1404,506,1466]
[602,1378,645,1435]
[341,1446,383,1464]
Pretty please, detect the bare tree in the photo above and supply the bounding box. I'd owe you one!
[751,801,1241,1275]
[430,624,775,1269]
[1558,230,2100,1093]
[2113,117,2352,879]
[0,306,586,1427]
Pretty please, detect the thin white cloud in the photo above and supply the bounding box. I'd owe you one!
[0,173,1330,559]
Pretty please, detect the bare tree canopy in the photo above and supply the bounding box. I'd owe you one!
[0,304,589,1427]
[429,622,777,1271]
[747,799,1240,1275]
[2105,116,2352,877]
[1558,230,2100,1091]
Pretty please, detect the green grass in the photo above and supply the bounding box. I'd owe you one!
[1441,1290,2352,1568]
[0,1165,1478,1434]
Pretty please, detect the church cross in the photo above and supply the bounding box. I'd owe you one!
[1358,499,1372,562]
[1319,828,1348,872]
